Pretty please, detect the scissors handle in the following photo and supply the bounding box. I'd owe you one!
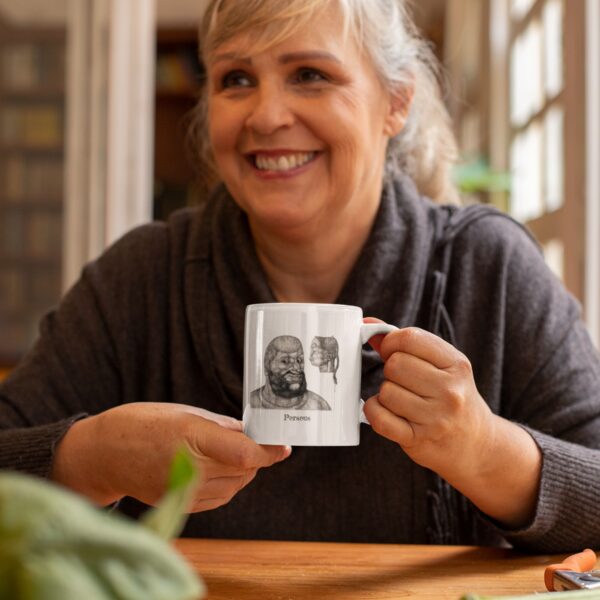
[544,548,597,591]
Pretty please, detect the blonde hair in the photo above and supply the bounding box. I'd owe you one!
[189,0,459,204]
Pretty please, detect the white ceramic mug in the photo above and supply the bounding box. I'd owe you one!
[243,303,398,446]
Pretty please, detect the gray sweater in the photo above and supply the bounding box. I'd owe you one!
[2,179,600,551]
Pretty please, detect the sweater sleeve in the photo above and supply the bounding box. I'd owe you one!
[495,320,600,552]
[459,215,600,552]
[0,220,169,478]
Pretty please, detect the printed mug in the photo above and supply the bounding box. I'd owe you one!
[243,303,398,446]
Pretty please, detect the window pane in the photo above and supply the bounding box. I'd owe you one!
[510,21,543,126]
[510,37,526,125]
[511,0,536,19]
[544,106,564,212]
[543,0,563,98]
[510,123,544,222]
[542,238,564,281]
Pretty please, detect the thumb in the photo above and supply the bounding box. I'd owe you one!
[177,405,243,432]
[193,418,291,468]
[363,316,386,355]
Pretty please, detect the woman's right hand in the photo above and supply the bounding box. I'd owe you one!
[51,403,292,511]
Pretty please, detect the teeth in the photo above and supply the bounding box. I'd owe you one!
[255,152,314,171]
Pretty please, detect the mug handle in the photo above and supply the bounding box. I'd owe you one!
[359,322,399,425]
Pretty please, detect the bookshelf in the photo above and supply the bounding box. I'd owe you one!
[154,29,203,220]
[0,24,65,367]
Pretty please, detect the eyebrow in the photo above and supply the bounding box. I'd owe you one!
[211,50,342,66]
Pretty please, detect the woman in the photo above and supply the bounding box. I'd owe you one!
[1,0,599,551]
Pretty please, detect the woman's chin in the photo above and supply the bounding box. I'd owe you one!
[247,206,323,238]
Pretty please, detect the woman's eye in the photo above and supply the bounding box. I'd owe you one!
[221,70,252,89]
[294,68,327,84]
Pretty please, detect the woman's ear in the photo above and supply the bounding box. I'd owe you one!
[384,83,414,137]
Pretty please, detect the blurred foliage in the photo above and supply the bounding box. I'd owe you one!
[454,157,511,194]
[0,448,205,600]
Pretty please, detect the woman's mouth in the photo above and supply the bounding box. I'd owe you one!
[247,151,318,176]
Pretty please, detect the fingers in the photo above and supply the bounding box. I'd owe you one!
[189,417,292,469]
[379,327,462,370]
[383,351,450,398]
[364,395,416,448]
[378,380,430,425]
[183,417,292,513]
[197,473,252,502]
[199,460,253,480]
[189,471,258,513]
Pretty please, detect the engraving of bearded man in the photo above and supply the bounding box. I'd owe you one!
[249,336,331,410]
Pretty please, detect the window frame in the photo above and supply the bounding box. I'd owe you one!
[502,0,586,301]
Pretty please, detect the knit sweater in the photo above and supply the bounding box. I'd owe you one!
[2,178,600,552]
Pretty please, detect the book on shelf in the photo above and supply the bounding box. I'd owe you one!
[2,155,63,201]
[0,266,24,312]
[0,315,32,359]
[0,103,63,149]
[27,211,62,259]
[3,155,26,199]
[1,210,25,256]
[0,33,66,366]
[38,43,65,89]
[156,49,201,94]
[0,105,21,145]
[30,268,61,309]
[0,43,37,91]
[23,105,62,147]
[0,42,65,92]
[28,157,63,200]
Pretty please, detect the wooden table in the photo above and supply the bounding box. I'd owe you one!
[174,539,561,599]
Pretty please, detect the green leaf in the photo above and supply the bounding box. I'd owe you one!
[0,462,205,600]
[141,447,199,541]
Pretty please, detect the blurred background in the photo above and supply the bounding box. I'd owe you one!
[0,0,598,374]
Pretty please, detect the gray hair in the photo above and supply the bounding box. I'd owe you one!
[189,0,459,204]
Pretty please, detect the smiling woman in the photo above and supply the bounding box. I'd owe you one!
[192,0,459,206]
[1,0,600,556]
[206,8,397,248]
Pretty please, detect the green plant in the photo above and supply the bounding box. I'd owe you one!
[0,449,205,600]
[453,157,511,194]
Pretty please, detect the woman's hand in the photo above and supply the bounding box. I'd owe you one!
[51,403,291,512]
[364,324,542,528]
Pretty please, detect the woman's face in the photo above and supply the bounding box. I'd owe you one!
[206,8,404,236]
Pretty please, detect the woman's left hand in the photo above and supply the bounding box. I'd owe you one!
[363,326,494,481]
[363,324,542,528]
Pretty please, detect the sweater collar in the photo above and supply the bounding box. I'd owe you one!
[184,178,438,414]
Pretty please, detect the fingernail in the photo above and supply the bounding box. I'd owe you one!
[283,445,293,458]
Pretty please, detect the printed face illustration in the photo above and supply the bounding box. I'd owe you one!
[309,340,326,367]
[309,336,340,383]
[266,348,307,399]
[250,335,332,411]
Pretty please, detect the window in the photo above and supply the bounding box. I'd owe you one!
[499,0,585,299]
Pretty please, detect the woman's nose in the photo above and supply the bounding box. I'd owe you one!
[245,84,294,134]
